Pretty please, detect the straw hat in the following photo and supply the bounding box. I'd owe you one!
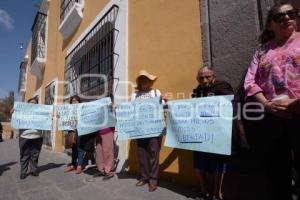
[136,70,157,84]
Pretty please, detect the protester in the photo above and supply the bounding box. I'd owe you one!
[64,95,86,174]
[131,70,164,192]
[244,3,300,199]
[18,97,43,179]
[94,127,115,180]
[192,66,235,200]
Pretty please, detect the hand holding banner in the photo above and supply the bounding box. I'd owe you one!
[164,95,233,155]
[11,102,53,130]
[116,97,165,140]
[77,97,116,136]
[56,104,78,130]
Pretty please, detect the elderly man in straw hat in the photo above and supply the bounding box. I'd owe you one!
[131,70,164,192]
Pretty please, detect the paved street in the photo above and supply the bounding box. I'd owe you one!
[1,139,297,200]
[0,139,199,200]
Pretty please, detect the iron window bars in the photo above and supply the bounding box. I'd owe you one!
[43,82,56,148]
[64,5,119,101]
[31,12,47,65]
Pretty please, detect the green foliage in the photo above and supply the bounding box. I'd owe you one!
[0,91,14,122]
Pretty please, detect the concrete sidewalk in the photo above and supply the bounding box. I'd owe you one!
[0,139,198,200]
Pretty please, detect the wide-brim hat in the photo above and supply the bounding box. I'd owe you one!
[136,70,157,84]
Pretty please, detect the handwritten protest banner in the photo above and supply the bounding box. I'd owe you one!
[11,102,53,130]
[56,104,78,130]
[77,97,116,136]
[164,95,233,155]
[116,97,165,140]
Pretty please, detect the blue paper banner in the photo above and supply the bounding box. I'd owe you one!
[56,104,78,130]
[11,102,53,130]
[77,97,116,136]
[116,97,165,140]
[164,95,234,155]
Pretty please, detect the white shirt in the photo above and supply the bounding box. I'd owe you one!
[131,89,162,101]
[20,129,42,139]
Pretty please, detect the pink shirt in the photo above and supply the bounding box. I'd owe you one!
[244,32,300,100]
[98,127,114,135]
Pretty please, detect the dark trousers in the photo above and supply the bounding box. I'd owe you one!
[246,114,300,200]
[136,137,160,185]
[19,137,43,175]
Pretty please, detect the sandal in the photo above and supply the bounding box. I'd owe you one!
[75,166,83,174]
[64,166,75,173]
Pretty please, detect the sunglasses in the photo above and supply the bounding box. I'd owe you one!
[272,9,299,23]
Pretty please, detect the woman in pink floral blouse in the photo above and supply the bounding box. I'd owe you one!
[244,2,300,200]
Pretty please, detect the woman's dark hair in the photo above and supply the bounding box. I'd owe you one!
[27,97,38,103]
[259,2,296,44]
[70,95,81,104]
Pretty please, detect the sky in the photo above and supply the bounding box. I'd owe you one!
[0,0,42,100]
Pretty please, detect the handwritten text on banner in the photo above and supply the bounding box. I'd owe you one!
[56,104,78,130]
[164,95,234,155]
[116,97,165,140]
[77,97,116,136]
[11,102,53,130]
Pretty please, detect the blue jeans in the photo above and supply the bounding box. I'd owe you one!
[71,137,85,167]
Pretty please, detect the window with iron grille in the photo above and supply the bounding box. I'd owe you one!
[43,82,56,148]
[31,12,47,65]
[60,0,79,22]
[64,5,119,101]
[18,62,27,92]
[45,83,55,106]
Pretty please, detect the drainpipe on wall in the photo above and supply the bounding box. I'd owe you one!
[200,0,212,68]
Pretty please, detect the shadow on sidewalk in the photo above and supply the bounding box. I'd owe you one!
[116,172,136,180]
[38,163,65,173]
[116,172,199,199]
[0,161,17,176]
[83,165,98,175]
[159,180,199,199]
